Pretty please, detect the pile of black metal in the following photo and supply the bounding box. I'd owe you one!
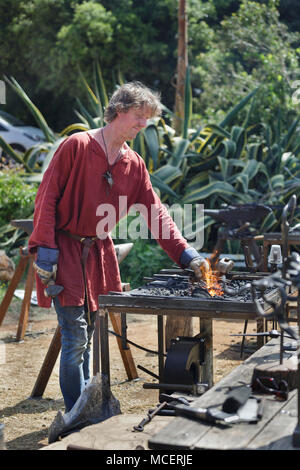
[134,275,273,303]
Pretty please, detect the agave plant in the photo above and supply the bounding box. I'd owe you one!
[179,98,300,249]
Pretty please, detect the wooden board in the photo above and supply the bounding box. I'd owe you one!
[98,288,280,316]
[148,336,299,450]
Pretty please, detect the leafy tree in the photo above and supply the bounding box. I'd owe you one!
[192,0,300,126]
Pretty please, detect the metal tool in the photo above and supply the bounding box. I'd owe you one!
[159,393,191,407]
[174,396,264,425]
[162,336,205,391]
[44,279,64,298]
[148,395,191,417]
[143,382,208,395]
[205,203,272,272]
[230,329,294,339]
[133,401,167,432]
[174,404,240,425]
[11,219,64,298]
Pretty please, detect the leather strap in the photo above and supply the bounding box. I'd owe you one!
[60,231,98,324]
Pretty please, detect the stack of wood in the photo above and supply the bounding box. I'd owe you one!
[0,250,15,282]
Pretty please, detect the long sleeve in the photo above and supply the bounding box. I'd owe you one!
[28,138,75,254]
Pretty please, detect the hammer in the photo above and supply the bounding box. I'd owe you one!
[10,219,64,298]
[44,279,64,298]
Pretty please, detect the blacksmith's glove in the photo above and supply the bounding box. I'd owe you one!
[180,247,209,280]
[33,247,59,286]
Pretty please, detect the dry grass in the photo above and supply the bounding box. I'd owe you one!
[0,297,259,450]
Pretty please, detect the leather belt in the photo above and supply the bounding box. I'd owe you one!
[60,231,98,324]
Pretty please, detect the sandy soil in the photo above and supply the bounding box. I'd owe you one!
[0,296,259,450]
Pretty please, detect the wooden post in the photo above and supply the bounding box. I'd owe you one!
[165,314,193,352]
[93,282,138,381]
[30,326,61,398]
[0,249,29,327]
[173,0,188,135]
[16,256,35,342]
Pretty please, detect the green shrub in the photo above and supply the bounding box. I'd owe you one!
[119,239,173,289]
[0,170,38,226]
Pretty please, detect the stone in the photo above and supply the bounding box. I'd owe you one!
[0,250,15,281]
[48,373,121,443]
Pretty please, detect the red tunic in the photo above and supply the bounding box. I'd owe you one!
[28,131,189,311]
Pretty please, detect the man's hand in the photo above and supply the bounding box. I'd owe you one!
[33,247,59,285]
[189,257,210,280]
[33,262,57,285]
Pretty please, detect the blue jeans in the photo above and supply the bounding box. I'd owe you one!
[53,298,96,412]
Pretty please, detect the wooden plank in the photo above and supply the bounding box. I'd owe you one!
[99,289,279,314]
[148,337,287,450]
[247,391,298,450]
[16,257,35,342]
[0,253,28,327]
[192,391,294,450]
[30,325,61,398]
[97,305,260,321]
[41,413,172,450]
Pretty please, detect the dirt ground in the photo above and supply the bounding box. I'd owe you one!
[0,294,260,451]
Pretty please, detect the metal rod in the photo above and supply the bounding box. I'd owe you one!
[240,319,248,358]
[121,313,129,350]
[157,315,165,382]
[107,329,167,357]
[292,292,300,447]
[137,364,159,380]
[99,310,110,387]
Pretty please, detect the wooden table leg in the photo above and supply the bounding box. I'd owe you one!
[16,257,35,342]
[256,318,265,349]
[0,254,29,327]
[93,311,101,376]
[200,318,213,388]
[30,325,61,398]
[99,309,110,386]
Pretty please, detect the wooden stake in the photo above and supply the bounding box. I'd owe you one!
[16,256,35,342]
[0,249,29,327]
[30,325,61,398]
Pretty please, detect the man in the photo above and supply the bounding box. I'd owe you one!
[28,81,208,412]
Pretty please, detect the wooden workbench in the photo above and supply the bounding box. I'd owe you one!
[97,286,279,389]
[148,335,300,450]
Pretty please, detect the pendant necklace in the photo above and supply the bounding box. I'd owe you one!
[101,128,114,191]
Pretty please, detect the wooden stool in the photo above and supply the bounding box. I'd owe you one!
[0,247,35,341]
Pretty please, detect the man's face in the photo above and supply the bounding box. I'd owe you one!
[116,106,152,140]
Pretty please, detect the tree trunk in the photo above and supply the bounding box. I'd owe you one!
[165,315,193,352]
[173,0,188,135]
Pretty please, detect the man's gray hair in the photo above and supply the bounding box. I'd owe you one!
[104,81,162,123]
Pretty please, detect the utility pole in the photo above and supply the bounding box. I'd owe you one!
[166,1,193,349]
[173,0,188,135]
